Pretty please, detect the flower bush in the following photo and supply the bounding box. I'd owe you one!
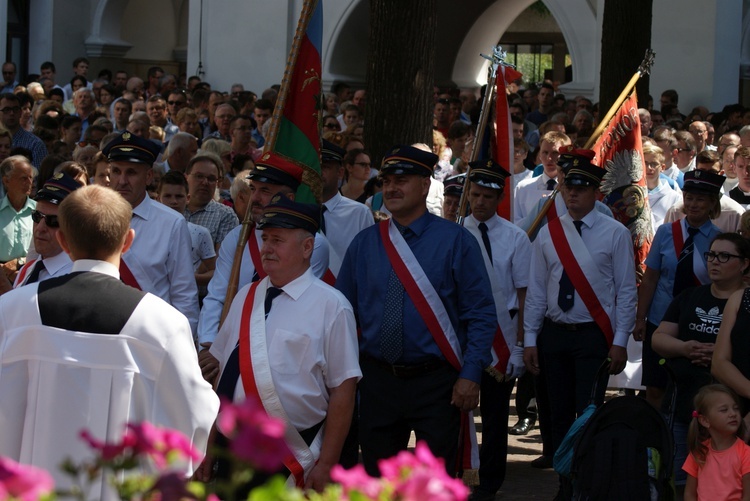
[0,398,468,501]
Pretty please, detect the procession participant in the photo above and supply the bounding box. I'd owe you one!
[336,145,497,476]
[104,131,200,334]
[462,159,530,501]
[0,185,218,499]
[319,140,373,276]
[635,169,724,409]
[14,173,81,288]
[643,142,682,229]
[210,195,360,491]
[0,155,35,282]
[729,146,750,209]
[523,149,637,494]
[197,152,330,381]
[441,173,465,221]
[513,131,571,224]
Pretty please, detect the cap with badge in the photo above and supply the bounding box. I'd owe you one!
[682,169,725,195]
[380,145,438,177]
[468,159,511,191]
[247,152,304,190]
[102,131,161,165]
[257,193,320,236]
[35,172,82,205]
[443,174,466,196]
[321,139,346,164]
[557,147,604,187]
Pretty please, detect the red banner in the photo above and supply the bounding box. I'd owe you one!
[494,66,523,220]
[591,91,653,280]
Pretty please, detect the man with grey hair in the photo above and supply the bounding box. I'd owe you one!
[739,125,750,148]
[74,87,97,141]
[158,132,198,174]
[229,169,251,221]
[638,108,652,138]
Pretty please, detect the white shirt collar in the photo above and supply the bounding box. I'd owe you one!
[71,259,120,279]
[270,267,314,301]
[41,251,72,275]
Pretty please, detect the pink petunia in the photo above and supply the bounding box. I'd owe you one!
[330,464,383,498]
[0,456,55,501]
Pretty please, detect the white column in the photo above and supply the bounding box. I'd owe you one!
[28,0,54,71]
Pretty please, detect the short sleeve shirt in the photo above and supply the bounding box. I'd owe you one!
[683,438,750,501]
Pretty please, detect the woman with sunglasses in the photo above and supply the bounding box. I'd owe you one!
[653,233,750,492]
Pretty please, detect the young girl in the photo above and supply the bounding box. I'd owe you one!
[683,384,750,501]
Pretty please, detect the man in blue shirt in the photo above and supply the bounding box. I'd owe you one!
[336,144,496,476]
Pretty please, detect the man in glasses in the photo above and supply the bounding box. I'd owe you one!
[14,173,82,288]
[673,130,697,174]
[0,93,47,168]
[207,103,236,142]
[185,154,239,248]
[0,62,18,94]
[146,95,179,143]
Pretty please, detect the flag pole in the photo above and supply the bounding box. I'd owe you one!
[525,49,655,238]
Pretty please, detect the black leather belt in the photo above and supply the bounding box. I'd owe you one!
[545,319,598,331]
[362,354,449,379]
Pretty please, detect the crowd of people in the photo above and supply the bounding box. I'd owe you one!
[3,56,750,500]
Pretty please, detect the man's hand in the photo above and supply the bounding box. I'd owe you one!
[1,259,18,282]
[199,343,220,384]
[608,345,628,375]
[524,346,540,375]
[304,461,333,492]
[451,378,479,412]
[632,319,647,341]
[191,454,214,482]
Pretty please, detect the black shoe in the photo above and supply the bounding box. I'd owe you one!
[469,489,496,501]
[530,455,554,469]
[508,417,535,435]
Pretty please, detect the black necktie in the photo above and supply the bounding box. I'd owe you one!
[320,205,328,235]
[546,178,557,191]
[25,260,45,284]
[558,221,583,311]
[478,222,492,265]
[673,226,700,296]
[216,286,284,401]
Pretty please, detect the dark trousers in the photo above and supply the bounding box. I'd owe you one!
[534,371,553,457]
[514,371,537,422]
[537,322,608,455]
[476,372,515,494]
[358,358,460,477]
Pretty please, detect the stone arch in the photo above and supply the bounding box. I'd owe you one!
[85,0,132,57]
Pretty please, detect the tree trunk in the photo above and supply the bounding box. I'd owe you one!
[364,0,437,166]
[599,0,652,113]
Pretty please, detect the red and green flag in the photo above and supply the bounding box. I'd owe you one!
[264,0,323,203]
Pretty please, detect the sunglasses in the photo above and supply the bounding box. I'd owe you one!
[32,210,59,228]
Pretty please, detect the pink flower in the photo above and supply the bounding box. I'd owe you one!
[79,430,129,461]
[216,398,290,472]
[0,456,54,501]
[331,464,382,498]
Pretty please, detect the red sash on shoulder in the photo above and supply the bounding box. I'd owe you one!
[14,259,37,288]
[238,281,306,487]
[547,216,615,347]
[119,259,142,290]
[248,226,267,281]
[322,269,336,286]
[671,220,701,287]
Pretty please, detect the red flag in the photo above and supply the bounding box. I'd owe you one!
[591,91,653,279]
[494,66,523,220]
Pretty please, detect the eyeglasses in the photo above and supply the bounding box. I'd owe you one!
[31,210,59,228]
[324,123,339,129]
[191,173,218,184]
[0,106,21,114]
[354,161,371,168]
[167,100,186,106]
[704,251,744,263]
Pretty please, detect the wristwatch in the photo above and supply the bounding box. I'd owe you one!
[16,257,25,270]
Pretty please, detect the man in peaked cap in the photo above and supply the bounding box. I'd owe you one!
[197,151,331,383]
[462,159,531,501]
[523,149,637,498]
[336,144,496,475]
[441,173,465,222]
[210,195,360,491]
[105,131,200,336]
[13,173,82,288]
[319,139,373,276]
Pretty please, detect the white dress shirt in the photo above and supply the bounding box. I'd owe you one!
[648,179,683,229]
[322,192,374,276]
[127,195,200,334]
[513,173,556,224]
[198,225,330,345]
[524,210,637,348]
[13,251,73,287]
[211,269,361,431]
[464,214,531,311]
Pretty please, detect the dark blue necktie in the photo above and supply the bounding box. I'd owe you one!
[546,178,557,191]
[380,226,409,363]
[478,222,492,265]
[25,260,45,284]
[558,220,583,311]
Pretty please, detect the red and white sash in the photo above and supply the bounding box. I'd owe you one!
[119,257,143,290]
[463,218,515,374]
[379,220,479,469]
[547,215,616,347]
[671,220,707,286]
[238,279,323,487]
[14,259,37,288]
